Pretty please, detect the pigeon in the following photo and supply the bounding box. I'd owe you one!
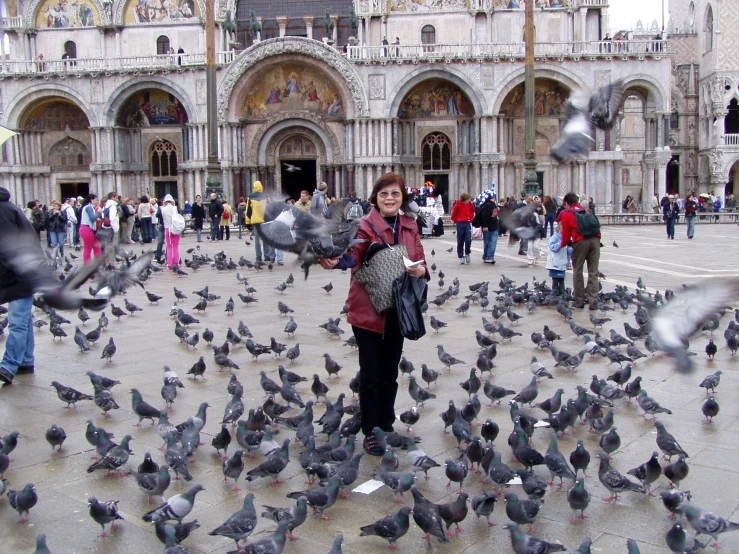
[503,522,567,554]
[130,465,171,504]
[655,421,689,461]
[504,491,541,532]
[599,427,621,457]
[222,392,245,426]
[323,353,342,378]
[638,391,672,420]
[208,492,257,549]
[409,375,436,407]
[484,379,516,406]
[94,385,120,417]
[164,433,193,482]
[73,325,90,352]
[143,484,205,523]
[399,406,420,433]
[154,519,200,548]
[702,396,720,422]
[513,376,539,407]
[51,381,93,408]
[597,453,646,501]
[359,505,412,549]
[406,441,441,480]
[678,502,739,549]
[261,495,309,541]
[551,80,624,162]
[286,476,341,520]
[627,451,663,495]
[410,485,448,544]
[88,497,124,538]
[45,424,66,456]
[86,371,120,391]
[530,357,554,381]
[664,456,690,489]
[131,388,161,426]
[8,483,38,523]
[87,434,133,476]
[665,521,704,554]
[246,438,291,486]
[699,370,722,393]
[459,368,481,397]
[101,337,116,361]
[376,466,416,503]
[186,357,206,380]
[437,491,469,537]
[545,433,577,486]
[661,489,692,520]
[437,345,465,370]
[211,425,232,459]
[516,468,548,501]
[471,491,498,527]
[311,374,330,402]
[649,278,739,373]
[421,364,440,388]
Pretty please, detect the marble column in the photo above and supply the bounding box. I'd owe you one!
[577,160,586,198]
[642,161,655,204]
[379,120,385,157]
[353,120,360,158]
[656,161,668,199]
[356,165,364,198]
[276,17,288,38]
[303,16,314,39]
[392,119,399,155]
[605,160,614,210]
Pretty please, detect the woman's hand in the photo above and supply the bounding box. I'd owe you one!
[406,264,426,278]
[319,258,339,270]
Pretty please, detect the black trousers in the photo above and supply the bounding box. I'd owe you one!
[353,310,404,436]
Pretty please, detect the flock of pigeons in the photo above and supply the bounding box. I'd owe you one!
[1,221,739,554]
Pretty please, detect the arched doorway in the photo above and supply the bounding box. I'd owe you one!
[421,132,451,211]
[278,135,318,200]
[151,140,179,202]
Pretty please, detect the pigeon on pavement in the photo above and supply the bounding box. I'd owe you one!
[88,497,124,538]
[208,492,257,549]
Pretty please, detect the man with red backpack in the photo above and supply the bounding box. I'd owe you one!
[559,192,601,310]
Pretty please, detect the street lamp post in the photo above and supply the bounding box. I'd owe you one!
[205,0,222,202]
[522,0,540,198]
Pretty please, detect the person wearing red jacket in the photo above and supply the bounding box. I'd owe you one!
[451,192,476,264]
[319,173,429,456]
[559,192,601,309]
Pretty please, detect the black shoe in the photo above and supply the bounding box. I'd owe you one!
[573,303,585,309]
[16,365,34,374]
[588,303,598,311]
[0,367,13,385]
[363,434,384,456]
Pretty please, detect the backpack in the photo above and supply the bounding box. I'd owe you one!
[570,208,601,238]
[116,202,125,220]
[347,200,363,220]
[170,212,185,235]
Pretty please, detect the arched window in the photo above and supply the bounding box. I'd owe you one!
[421,25,436,53]
[151,141,178,177]
[670,110,680,129]
[156,35,171,55]
[64,41,77,59]
[422,133,451,171]
[49,137,89,168]
[704,5,714,52]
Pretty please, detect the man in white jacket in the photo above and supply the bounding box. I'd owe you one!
[62,198,78,247]
[103,191,119,244]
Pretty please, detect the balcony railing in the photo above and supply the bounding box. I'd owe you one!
[1,16,24,28]
[0,38,668,77]
[346,39,669,61]
[0,51,236,75]
[723,134,739,146]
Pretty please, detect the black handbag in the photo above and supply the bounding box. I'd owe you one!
[393,272,427,340]
[354,221,408,313]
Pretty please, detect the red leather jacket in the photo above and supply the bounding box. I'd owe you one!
[346,207,427,334]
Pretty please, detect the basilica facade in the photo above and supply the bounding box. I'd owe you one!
[0,0,719,212]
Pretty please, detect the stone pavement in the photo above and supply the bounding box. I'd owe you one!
[1,223,739,554]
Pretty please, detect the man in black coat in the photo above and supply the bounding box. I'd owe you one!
[191,194,206,242]
[0,187,40,384]
[208,193,223,241]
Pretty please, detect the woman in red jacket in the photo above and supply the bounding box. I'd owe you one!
[451,192,475,264]
[320,173,429,455]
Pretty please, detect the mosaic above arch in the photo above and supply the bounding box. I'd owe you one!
[20,98,90,130]
[241,64,345,120]
[123,0,200,24]
[398,79,474,119]
[117,89,189,127]
[35,0,99,28]
[389,0,466,12]
[500,79,569,117]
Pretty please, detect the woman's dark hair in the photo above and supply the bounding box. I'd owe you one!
[26,200,36,209]
[140,195,149,203]
[82,193,97,207]
[543,195,554,207]
[369,172,409,206]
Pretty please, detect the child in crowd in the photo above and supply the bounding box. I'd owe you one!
[546,221,568,295]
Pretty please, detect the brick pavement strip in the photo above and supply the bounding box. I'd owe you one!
[1,224,738,553]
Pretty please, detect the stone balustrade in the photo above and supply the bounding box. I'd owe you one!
[723,134,739,146]
[0,38,668,77]
[0,16,24,29]
[346,39,669,61]
[0,51,236,76]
